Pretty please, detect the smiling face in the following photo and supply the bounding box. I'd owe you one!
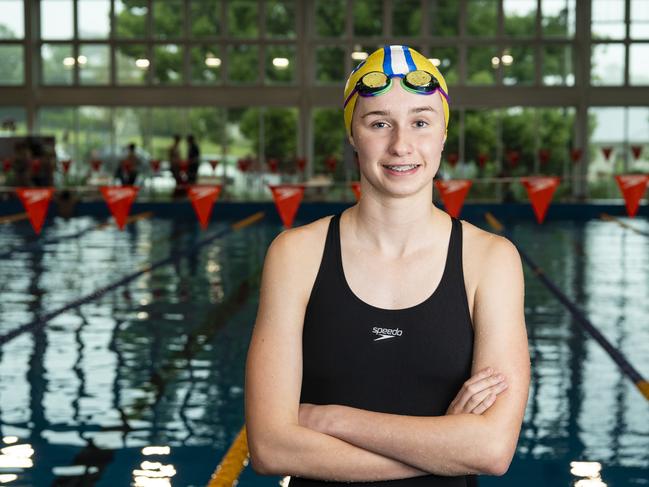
[349,78,447,198]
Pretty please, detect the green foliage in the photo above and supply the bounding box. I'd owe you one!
[393,0,422,37]
[353,0,382,36]
[239,109,297,166]
[191,0,222,37]
[228,0,259,37]
[314,108,345,175]
[315,0,345,37]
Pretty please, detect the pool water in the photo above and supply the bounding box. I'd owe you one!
[0,213,647,486]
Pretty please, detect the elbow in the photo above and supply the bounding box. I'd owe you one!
[481,443,515,476]
[248,439,278,476]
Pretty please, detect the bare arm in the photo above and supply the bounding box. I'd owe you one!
[244,226,429,481]
[297,235,530,476]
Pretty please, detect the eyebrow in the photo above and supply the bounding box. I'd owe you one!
[360,106,438,118]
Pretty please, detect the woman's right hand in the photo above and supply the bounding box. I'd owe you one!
[445,367,508,415]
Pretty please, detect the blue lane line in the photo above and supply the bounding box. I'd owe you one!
[0,224,234,347]
[0,220,109,260]
[485,213,648,396]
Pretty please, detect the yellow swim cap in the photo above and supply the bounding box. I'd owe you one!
[343,45,450,138]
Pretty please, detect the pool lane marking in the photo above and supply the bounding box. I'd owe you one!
[600,213,649,237]
[0,212,266,347]
[485,212,649,401]
[207,425,249,487]
[0,212,28,224]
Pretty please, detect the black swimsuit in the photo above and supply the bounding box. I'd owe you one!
[291,212,477,487]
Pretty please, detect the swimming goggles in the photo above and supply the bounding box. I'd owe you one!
[344,70,450,108]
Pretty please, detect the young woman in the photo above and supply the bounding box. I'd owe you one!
[245,45,530,486]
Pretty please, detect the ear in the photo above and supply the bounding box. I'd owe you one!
[347,133,356,149]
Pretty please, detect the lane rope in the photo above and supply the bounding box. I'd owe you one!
[0,212,265,347]
[484,212,649,401]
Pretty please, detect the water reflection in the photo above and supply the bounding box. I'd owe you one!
[0,216,647,485]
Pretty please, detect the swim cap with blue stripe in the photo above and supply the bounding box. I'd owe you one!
[343,45,449,137]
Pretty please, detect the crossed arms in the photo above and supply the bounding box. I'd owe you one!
[244,227,530,482]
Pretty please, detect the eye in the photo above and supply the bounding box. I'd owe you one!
[371,121,389,129]
[414,120,429,128]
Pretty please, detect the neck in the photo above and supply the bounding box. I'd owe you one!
[345,188,447,259]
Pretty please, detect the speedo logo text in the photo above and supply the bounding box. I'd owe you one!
[372,326,403,341]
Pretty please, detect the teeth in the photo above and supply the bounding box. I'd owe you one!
[385,164,418,171]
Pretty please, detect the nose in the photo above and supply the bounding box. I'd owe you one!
[388,125,413,157]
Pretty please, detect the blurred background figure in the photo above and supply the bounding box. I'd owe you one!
[114,142,140,186]
[186,134,200,185]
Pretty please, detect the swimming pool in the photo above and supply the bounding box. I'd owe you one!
[0,211,647,486]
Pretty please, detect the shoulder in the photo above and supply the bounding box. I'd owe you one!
[457,218,523,293]
[263,214,335,303]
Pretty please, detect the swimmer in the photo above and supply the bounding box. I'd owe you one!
[245,45,530,486]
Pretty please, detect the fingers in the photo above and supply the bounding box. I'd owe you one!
[453,369,507,413]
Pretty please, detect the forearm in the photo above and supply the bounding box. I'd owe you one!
[327,406,511,476]
[250,424,428,481]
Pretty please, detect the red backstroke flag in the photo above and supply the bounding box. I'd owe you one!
[188,185,222,229]
[614,174,649,218]
[434,179,472,218]
[100,186,139,230]
[350,182,361,201]
[269,184,305,229]
[15,187,54,235]
[520,176,560,224]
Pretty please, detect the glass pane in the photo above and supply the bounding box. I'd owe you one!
[153,44,183,84]
[350,43,382,70]
[227,108,258,160]
[467,45,498,84]
[430,1,459,37]
[353,0,382,37]
[628,108,649,160]
[189,107,226,162]
[428,47,458,85]
[228,0,258,38]
[630,44,649,84]
[38,107,77,161]
[631,0,649,38]
[467,0,497,36]
[315,0,345,37]
[464,110,499,176]
[592,0,625,40]
[78,106,112,164]
[0,0,24,39]
[0,107,26,138]
[537,107,575,173]
[115,0,148,38]
[589,107,625,173]
[542,44,574,85]
[41,43,74,85]
[41,0,73,39]
[116,45,148,84]
[502,45,535,85]
[266,45,295,84]
[0,45,23,84]
[228,44,258,83]
[502,107,537,175]
[190,45,222,84]
[504,0,537,37]
[541,0,576,36]
[78,0,110,39]
[591,43,625,85]
[151,108,186,161]
[79,44,109,84]
[114,108,148,166]
[267,0,295,38]
[153,0,183,39]
[191,0,222,37]
[315,46,345,84]
[263,108,298,166]
[393,0,421,37]
[313,108,344,176]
